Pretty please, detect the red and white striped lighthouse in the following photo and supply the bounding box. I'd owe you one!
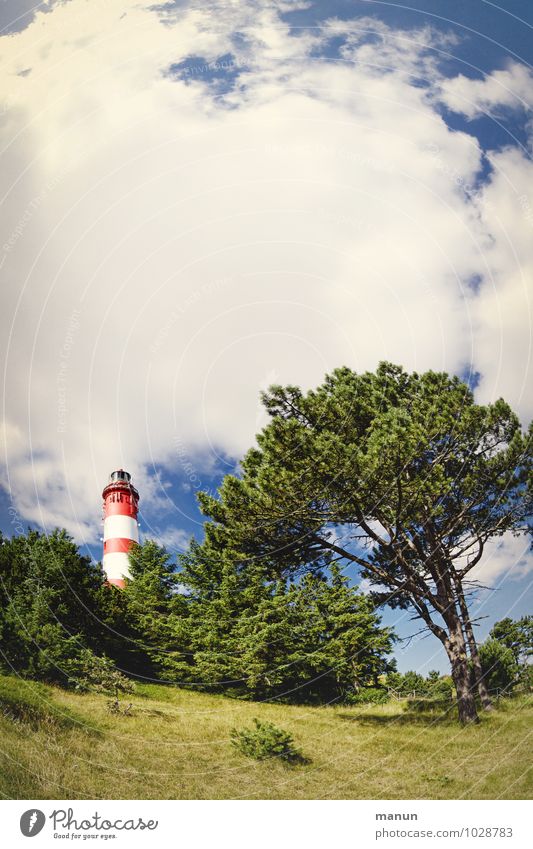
[102,469,139,588]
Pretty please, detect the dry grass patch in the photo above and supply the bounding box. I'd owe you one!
[0,675,531,800]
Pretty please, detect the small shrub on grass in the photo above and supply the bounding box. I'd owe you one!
[107,698,133,716]
[230,719,307,764]
[345,687,390,705]
[67,650,135,714]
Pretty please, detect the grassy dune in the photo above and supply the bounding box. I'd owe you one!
[0,675,531,800]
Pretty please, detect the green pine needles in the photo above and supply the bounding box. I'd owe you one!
[230,719,306,764]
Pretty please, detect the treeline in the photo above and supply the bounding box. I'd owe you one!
[1,530,530,706]
[0,530,396,703]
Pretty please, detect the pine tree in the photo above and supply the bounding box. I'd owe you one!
[122,540,191,681]
[189,364,531,722]
[0,529,107,682]
[179,543,395,701]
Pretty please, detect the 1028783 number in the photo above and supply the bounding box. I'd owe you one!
[464,827,513,838]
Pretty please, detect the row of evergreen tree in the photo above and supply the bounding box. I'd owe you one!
[0,529,396,703]
[2,529,530,704]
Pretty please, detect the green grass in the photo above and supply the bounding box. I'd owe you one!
[0,674,531,800]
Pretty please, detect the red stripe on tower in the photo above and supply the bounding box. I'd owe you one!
[103,537,136,555]
[102,469,139,588]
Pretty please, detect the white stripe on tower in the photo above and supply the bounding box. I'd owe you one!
[102,469,140,589]
[103,552,134,583]
[103,515,139,541]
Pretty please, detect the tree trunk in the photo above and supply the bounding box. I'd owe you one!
[453,574,493,711]
[444,616,479,724]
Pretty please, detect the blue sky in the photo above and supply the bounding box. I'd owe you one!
[1,0,532,672]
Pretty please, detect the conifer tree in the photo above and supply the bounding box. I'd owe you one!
[0,529,107,681]
[122,540,191,681]
[188,364,531,723]
[179,545,395,701]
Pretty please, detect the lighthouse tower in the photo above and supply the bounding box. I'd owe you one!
[102,469,139,588]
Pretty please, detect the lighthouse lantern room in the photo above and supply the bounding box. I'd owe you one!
[102,469,139,588]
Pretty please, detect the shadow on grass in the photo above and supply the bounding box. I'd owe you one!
[282,751,312,767]
[0,676,101,735]
[338,710,457,727]
[134,707,172,718]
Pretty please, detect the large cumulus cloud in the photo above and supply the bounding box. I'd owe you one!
[0,1,531,584]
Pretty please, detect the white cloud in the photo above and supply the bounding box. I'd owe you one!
[469,533,532,586]
[142,526,191,554]
[0,1,531,554]
[470,144,533,414]
[439,61,533,119]
[334,16,459,82]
